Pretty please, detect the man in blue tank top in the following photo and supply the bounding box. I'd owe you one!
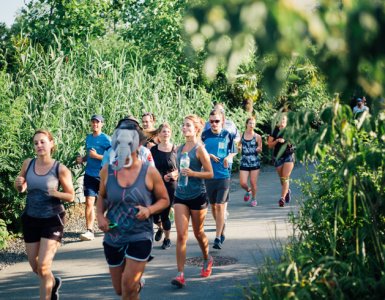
[76,114,111,241]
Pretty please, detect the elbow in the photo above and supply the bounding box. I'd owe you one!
[208,171,214,179]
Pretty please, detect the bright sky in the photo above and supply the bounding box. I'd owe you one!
[0,0,26,26]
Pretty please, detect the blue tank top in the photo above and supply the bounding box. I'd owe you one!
[240,133,260,168]
[25,159,64,218]
[103,163,154,247]
[175,144,206,200]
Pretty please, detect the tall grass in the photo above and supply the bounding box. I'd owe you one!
[0,40,213,240]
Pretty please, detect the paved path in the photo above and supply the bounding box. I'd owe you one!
[0,165,308,299]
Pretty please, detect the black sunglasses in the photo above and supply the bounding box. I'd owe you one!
[210,120,221,124]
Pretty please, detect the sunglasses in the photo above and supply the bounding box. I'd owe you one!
[210,120,221,124]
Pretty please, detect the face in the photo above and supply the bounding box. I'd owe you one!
[159,126,171,142]
[142,115,154,130]
[247,119,256,129]
[279,115,287,128]
[182,118,196,137]
[33,133,53,156]
[209,114,223,133]
[91,119,103,133]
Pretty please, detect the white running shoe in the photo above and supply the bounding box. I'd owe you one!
[80,230,94,241]
[250,199,257,207]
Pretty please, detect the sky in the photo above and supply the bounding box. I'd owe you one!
[0,0,25,26]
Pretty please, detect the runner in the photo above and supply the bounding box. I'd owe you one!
[239,117,262,207]
[171,114,214,288]
[267,113,295,207]
[76,114,111,241]
[202,109,237,250]
[96,118,169,299]
[150,123,178,250]
[15,129,74,300]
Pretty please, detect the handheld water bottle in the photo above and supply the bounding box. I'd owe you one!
[178,152,190,187]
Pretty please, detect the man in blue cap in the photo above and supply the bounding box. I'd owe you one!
[76,114,111,241]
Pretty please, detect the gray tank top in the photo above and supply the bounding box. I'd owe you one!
[175,144,206,200]
[104,163,154,247]
[25,159,64,218]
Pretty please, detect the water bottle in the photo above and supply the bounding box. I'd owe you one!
[217,139,227,158]
[178,152,190,187]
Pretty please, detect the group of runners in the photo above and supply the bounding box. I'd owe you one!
[14,103,295,299]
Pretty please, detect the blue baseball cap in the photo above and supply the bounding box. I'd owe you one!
[91,114,104,122]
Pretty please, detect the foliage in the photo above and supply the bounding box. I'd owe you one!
[14,0,111,49]
[186,0,385,101]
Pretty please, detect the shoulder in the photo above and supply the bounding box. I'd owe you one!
[58,162,71,176]
[150,144,159,154]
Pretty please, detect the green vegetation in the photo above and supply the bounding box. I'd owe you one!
[1,1,384,298]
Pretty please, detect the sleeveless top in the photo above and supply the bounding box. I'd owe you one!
[25,159,64,218]
[104,163,154,247]
[271,127,294,158]
[175,144,206,200]
[240,133,260,168]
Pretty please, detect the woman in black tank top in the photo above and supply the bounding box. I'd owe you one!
[150,123,178,249]
[15,129,74,299]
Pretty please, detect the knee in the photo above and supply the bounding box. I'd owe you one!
[193,230,205,241]
[162,219,171,231]
[36,263,50,277]
[240,181,248,189]
[123,280,140,297]
[176,232,188,244]
[280,176,290,185]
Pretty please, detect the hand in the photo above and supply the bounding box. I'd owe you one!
[89,148,98,159]
[256,147,262,153]
[97,215,109,232]
[15,176,25,188]
[277,138,285,143]
[180,168,192,177]
[135,206,151,220]
[164,174,170,182]
[47,186,57,197]
[210,154,220,163]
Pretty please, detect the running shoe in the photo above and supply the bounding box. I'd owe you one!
[220,234,226,244]
[161,238,171,250]
[79,230,94,241]
[201,256,214,277]
[171,273,186,288]
[285,189,291,203]
[250,199,257,207]
[51,276,62,300]
[213,237,222,249]
[243,191,251,202]
[154,228,163,242]
[278,197,285,207]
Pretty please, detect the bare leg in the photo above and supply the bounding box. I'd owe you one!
[174,204,190,272]
[85,196,96,230]
[249,169,260,199]
[109,264,125,296]
[25,242,40,274]
[239,170,250,192]
[280,162,294,197]
[36,238,60,300]
[211,203,225,238]
[190,209,209,259]
[121,259,146,300]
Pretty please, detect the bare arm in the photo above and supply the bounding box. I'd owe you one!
[14,159,31,193]
[267,135,284,149]
[256,134,263,153]
[137,166,169,220]
[48,164,75,202]
[96,165,109,232]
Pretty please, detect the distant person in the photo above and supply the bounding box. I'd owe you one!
[353,97,369,116]
[76,114,111,241]
[141,112,159,149]
[150,123,178,250]
[15,129,74,300]
[267,114,295,207]
[239,117,262,207]
[96,118,169,299]
[171,114,214,288]
[202,109,237,250]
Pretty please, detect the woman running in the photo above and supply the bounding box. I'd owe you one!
[239,117,262,207]
[267,114,295,207]
[15,129,74,300]
[150,123,178,249]
[171,114,214,288]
